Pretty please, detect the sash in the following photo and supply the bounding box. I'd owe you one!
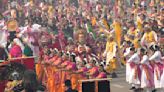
[142,64,154,87]
[134,64,141,80]
[129,62,141,80]
[155,62,163,80]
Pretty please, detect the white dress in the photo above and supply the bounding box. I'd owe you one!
[0,30,7,47]
[160,57,164,88]
[127,53,141,85]
[140,55,154,88]
[160,68,164,88]
[149,51,162,88]
[103,42,117,65]
[124,47,131,82]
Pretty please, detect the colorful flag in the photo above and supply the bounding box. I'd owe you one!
[113,21,122,48]
[103,18,110,30]
[85,22,96,40]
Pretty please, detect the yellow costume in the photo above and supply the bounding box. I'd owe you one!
[132,38,140,49]
[125,28,140,48]
[103,38,117,72]
[136,16,143,31]
[113,21,122,47]
[145,31,156,43]
[141,31,157,47]
[127,28,139,37]
[91,17,97,26]
[48,6,54,17]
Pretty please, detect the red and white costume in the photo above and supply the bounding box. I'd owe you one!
[124,47,132,82]
[160,57,164,88]
[140,55,154,89]
[149,51,162,88]
[127,53,141,87]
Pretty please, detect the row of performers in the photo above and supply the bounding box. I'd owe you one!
[35,47,107,92]
[125,44,164,91]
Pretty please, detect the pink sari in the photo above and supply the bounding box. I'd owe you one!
[9,44,22,58]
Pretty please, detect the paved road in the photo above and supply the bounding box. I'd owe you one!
[109,67,163,92]
[110,67,132,92]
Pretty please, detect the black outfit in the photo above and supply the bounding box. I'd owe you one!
[65,88,78,92]
[8,31,17,42]
[65,88,73,92]
[0,47,8,60]
[32,16,42,25]
[63,23,74,39]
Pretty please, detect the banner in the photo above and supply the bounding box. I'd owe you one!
[9,57,35,70]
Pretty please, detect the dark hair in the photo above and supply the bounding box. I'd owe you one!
[140,48,147,54]
[159,27,164,37]
[154,45,160,51]
[149,45,160,51]
[23,70,39,92]
[149,45,154,51]
[130,47,135,52]
[126,41,132,46]
[65,80,72,87]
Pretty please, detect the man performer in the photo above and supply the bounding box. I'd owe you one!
[103,35,117,78]
[141,25,158,48]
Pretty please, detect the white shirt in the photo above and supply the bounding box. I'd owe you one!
[149,51,162,63]
[0,30,8,47]
[127,53,140,64]
[124,47,131,57]
[141,55,149,64]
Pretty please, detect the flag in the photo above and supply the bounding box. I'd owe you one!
[113,21,126,65]
[85,22,97,40]
[103,18,110,30]
[113,21,122,48]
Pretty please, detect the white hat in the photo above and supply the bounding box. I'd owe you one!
[32,24,41,31]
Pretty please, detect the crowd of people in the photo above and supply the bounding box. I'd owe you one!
[0,0,164,92]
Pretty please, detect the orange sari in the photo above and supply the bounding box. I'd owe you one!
[46,66,55,92]
[70,73,79,90]
[35,61,44,82]
[46,55,59,92]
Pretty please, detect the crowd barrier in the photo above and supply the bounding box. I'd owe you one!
[79,78,111,92]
